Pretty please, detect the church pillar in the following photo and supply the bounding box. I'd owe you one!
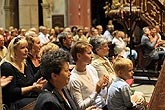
[18,0,38,29]
[41,0,52,27]
[4,5,12,29]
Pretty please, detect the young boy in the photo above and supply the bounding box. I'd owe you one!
[106,58,146,110]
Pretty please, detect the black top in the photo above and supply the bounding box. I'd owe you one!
[26,57,41,80]
[1,62,38,106]
[33,82,78,110]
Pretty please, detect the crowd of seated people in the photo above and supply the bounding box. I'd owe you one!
[141,26,165,70]
[1,22,163,110]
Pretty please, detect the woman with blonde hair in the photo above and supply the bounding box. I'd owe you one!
[26,31,41,79]
[1,37,47,109]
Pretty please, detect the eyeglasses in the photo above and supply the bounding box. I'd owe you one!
[13,37,21,44]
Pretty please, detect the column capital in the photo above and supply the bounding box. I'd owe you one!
[41,3,50,9]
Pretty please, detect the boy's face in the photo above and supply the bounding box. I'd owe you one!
[119,63,134,80]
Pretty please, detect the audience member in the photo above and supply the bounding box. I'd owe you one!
[112,31,138,60]
[69,41,109,110]
[73,28,88,43]
[106,58,146,110]
[0,76,13,87]
[17,28,27,39]
[141,27,165,70]
[90,37,115,80]
[58,32,75,65]
[40,42,59,55]
[26,31,41,79]
[0,34,7,62]
[33,50,97,110]
[71,26,78,36]
[38,26,50,46]
[103,25,114,42]
[96,25,104,37]
[1,37,47,109]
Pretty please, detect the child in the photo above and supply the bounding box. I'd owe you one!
[106,58,146,110]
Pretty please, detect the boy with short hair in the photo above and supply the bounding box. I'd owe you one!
[106,58,146,110]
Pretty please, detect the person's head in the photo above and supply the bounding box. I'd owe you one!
[29,27,38,34]
[0,27,5,35]
[96,25,103,35]
[112,30,119,38]
[113,58,134,80]
[71,41,93,64]
[40,50,70,87]
[107,25,114,32]
[91,28,99,36]
[64,27,72,34]
[77,28,84,37]
[143,27,150,35]
[19,28,27,36]
[6,37,28,62]
[90,37,109,57]
[41,42,59,55]
[117,31,125,39]
[58,32,73,48]
[26,31,41,56]
[155,25,161,33]
[108,20,113,25]
[0,34,5,48]
[149,26,156,36]
[39,26,47,35]
[83,27,89,35]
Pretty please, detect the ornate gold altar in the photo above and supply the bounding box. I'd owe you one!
[104,0,165,33]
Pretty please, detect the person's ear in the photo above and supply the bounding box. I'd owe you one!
[76,53,81,60]
[117,70,122,75]
[96,48,100,53]
[62,39,66,44]
[51,73,58,80]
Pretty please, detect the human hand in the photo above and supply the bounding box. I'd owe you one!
[85,105,102,110]
[96,75,109,93]
[0,76,13,87]
[33,77,47,91]
[131,92,145,104]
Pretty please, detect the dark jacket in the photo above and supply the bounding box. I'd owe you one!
[33,82,78,110]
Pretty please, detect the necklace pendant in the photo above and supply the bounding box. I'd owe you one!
[24,75,26,77]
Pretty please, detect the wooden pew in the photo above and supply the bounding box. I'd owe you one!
[148,60,165,109]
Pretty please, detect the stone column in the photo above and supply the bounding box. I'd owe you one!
[19,0,38,29]
[4,5,12,29]
[41,2,52,27]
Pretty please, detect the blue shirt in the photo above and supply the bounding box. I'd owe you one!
[106,77,133,110]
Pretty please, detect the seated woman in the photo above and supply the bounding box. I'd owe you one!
[1,37,47,109]
[90,37,115,81]
[26,31,41,79]
[112,31,138,61]
[69,41,109,110]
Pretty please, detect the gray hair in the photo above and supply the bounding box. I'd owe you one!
[89,37,108,54]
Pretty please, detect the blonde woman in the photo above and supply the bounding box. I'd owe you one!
[26,31,41,79]
[69,41,109,110]
[1,37,47,109]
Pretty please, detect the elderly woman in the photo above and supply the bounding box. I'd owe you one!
[1,37,47,109]
[90,37,115,82]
